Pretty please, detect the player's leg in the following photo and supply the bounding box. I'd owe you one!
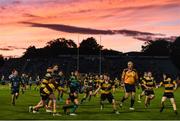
[100,94,106,110]
[148,94,155,105]
[120,92,130,108]
[49,94,61,116]
[15,92,19,99]
[108,93,119,114]
[60,90,64,101]
[21,85,24,94]
[63,98,73,115]
[170,98,178,115]
[80,92,88,104]
[70,93,79,115]
[11,94,16,106]
[130,91,135,110]
[160,96,167,112]
[57,91,60,101]
[144,95,150,108]
[138,90,145,102]
[88,90,92,101]
[31,99,45,113]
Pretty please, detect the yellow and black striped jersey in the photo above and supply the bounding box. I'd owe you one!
[40,72,51,88]
[41,80,64,95]
[142,77,155,88]
[160,78,177,93]
[100,81,113,94]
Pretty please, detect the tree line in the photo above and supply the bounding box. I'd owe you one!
[0,36,180,69]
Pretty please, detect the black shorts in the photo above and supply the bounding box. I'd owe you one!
[141,85,146,91]
[69,93,78,102]
[115,85,119,88]
[145,90,154,96]
[40,88,49,100]
[124,84,136,93]
[163,92,174,98]
[11,88,19,94]
[101,93,114,104]
[40,93,49,100]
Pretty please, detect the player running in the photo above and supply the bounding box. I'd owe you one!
[63,71,80,116]
[9,69,22,106]
[159,73,178,115]
[29,72,65,116]
[94,74,119,114]
[119,61,138,110]
[80,76,94,104]
[142,71,156,108]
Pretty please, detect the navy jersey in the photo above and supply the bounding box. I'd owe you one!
[9,75,21,89]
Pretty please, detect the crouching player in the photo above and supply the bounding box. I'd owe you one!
[29,73,65,116]
[159,73,178,115]
[93,74,119,114]
[142,72,156,108]
[9,69,22,106]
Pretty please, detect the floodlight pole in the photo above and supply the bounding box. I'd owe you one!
[99,36,102,75]
[77,35,80,71]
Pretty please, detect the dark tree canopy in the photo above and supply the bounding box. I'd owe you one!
[141,39,171,56]
[0,55,4,67]
[79,37,102,50]
[22,37,121,58]
[46,38,77,49]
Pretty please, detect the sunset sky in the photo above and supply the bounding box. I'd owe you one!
[0,0,180,57]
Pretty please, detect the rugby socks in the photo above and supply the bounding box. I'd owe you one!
[71,104,78,113]
[160,102,165,112]
[121,96,127,103]
[130,99,135,108]
[174,110,178,115]
[88,95,92,101]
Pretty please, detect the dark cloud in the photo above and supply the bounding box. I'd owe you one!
[0,46,26,51]
[134,36,177,42]
[12,0,21,4]
[72,9,93,14]
[23,13,42,18]
[21,22,163,40]
[99,14,114,19]
[0,48,13,51]
[0,6,6,10]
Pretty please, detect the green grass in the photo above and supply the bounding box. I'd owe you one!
[0,85,179,120]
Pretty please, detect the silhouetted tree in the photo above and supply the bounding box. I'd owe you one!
[46,38,77,49]
[171,36,180,69]
[141,39,171,56]
[23,46,37,58]
[0,55,4,67]
[79,37,103,54]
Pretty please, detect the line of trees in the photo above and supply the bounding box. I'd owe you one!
[22,37,122,58]
[0,36,180,69]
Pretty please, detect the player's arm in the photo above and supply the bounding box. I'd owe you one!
[93,85,101,95]
[157,81,163,88]
[121,70,125,86]
[135,71,139,87]
[141,80,149,89]
[173,80,177,90]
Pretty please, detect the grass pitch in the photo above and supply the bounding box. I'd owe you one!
[0,85,179,120]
